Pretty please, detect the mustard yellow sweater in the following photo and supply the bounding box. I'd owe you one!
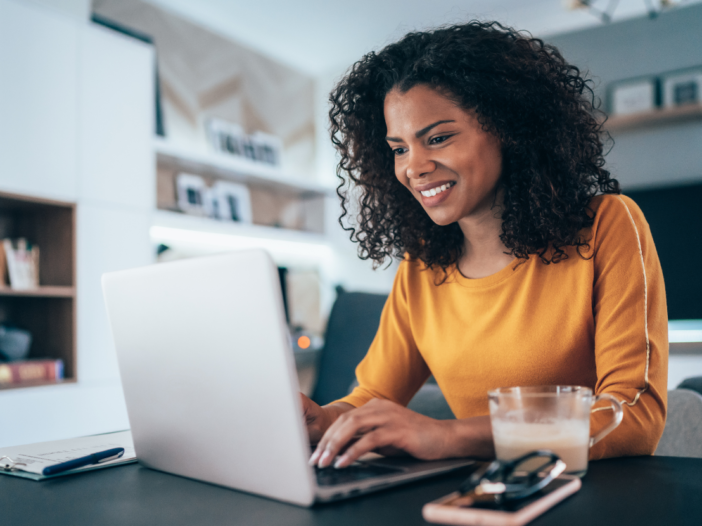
[336,195,668,460]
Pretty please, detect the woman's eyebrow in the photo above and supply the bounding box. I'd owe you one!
[385,120,456,142]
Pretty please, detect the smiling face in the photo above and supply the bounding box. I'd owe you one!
[384,84,503,227]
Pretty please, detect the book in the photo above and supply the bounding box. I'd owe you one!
[0,359,63,386]
[2,238,40,290]
[0,430,136,480]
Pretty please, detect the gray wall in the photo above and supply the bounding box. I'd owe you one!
[547,4,702,191]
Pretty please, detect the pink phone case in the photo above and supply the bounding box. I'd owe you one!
[422,476,581,526]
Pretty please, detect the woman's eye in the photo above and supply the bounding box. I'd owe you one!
[429,135,451,145]
[392,147,407,156]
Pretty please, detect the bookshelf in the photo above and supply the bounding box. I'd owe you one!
[0,192,76,390]
[154,139,333,262]
[604,103,702,132]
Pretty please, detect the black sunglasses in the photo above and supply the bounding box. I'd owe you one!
[459,450,567,503]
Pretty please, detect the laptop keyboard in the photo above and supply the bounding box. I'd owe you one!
[315,462,404,487]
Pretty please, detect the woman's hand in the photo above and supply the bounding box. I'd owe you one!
[308,398,459,469]
[299,393,354,445]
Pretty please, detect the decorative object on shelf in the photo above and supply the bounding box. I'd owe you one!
[206,118,282,166]
[2,239,39,290]
[206,118,247,158]
[287,268,324,334]
[0,325,32,362]
[563,0,682,23]
[250,131,283,166]
[212,181,253,224]
[609,77,659,116]
[0,359,63,386]
[662,67,702,108]
[176,173,212,217]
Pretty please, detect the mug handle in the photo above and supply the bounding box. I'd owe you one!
[589,393,624,447]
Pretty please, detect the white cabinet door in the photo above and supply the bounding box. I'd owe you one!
[78,24,155,209]
[76,203,153,382]
[0,0,79,200]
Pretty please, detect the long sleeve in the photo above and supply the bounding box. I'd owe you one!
[588,195,668,460]
[332,260,431,408]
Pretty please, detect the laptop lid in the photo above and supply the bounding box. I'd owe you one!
[102,250,316,506]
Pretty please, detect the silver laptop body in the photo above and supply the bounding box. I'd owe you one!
[102,250,473,506]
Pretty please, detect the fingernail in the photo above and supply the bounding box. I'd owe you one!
[334,455,347,469]
[309,449,320,466]
[319,450,331,467]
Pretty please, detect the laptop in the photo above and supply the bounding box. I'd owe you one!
[102,249,474,506]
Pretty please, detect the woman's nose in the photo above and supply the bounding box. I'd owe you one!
[406,150,436,180]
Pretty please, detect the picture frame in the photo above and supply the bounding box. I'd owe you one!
[176,173,212,217]
[662,68,702,108]
[609,77,659,116]
[212,181,252,223]
[206,118,247,157]
[250,131,283,166]
[206,118,282,166]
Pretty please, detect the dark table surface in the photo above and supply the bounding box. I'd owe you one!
[3,456,701,526]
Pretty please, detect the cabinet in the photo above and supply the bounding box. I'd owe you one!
[0,191,76,389]
[0,0,79,200]
[78,24,155,209]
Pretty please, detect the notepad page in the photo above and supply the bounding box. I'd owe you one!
[0,430,135,475]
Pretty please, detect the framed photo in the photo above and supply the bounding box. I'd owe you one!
[212,181,252,223]
[251,131,282,166]
[662,68,702,108]
[206,118,247,157]
[206,118,282,166]
[176,173,212,217]
[609,77,659,116]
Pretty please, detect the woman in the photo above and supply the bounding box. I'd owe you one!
[302,21,668,470]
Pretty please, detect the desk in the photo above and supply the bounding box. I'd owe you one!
[2,456,701,525]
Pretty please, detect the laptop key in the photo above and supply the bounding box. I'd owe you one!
[315,462,404,486]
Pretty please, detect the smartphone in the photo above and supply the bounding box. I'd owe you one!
[422,475,581,526]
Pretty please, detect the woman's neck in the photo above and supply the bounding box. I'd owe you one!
[456,196,514,279]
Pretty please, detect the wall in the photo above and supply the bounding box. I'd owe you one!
[547,3,702,191]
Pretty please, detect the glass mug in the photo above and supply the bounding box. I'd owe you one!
[488,385,623,477]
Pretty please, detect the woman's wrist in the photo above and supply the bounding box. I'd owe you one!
[442,415,495,459]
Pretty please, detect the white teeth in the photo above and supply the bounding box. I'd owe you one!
[420,182,453,197]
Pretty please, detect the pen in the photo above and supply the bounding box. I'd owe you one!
[42,447,125,476]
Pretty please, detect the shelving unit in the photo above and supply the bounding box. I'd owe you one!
[604,103,702,132]
[154,139,333,261]
[0,191,76,390]
[0,286,75,298]
[154,138,334,196]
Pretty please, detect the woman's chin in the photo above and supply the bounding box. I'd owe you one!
[427,212,459,227]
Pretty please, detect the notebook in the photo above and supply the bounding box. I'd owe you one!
[0,430,136,480]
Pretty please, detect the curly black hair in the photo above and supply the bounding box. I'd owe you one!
[329,20,620,271]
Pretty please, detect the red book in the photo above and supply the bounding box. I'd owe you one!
[0,359,64,385]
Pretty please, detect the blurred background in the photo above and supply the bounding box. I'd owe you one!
[1,0,701,447]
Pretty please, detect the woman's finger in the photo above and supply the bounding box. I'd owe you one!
[333,428,401,468]
[315,408,387,468]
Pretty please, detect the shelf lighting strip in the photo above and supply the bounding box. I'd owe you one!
[150,225,333,262]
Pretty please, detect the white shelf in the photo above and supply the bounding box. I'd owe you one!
[154,137,335,197]
[152,209,326,243]
[151,210,333,266]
